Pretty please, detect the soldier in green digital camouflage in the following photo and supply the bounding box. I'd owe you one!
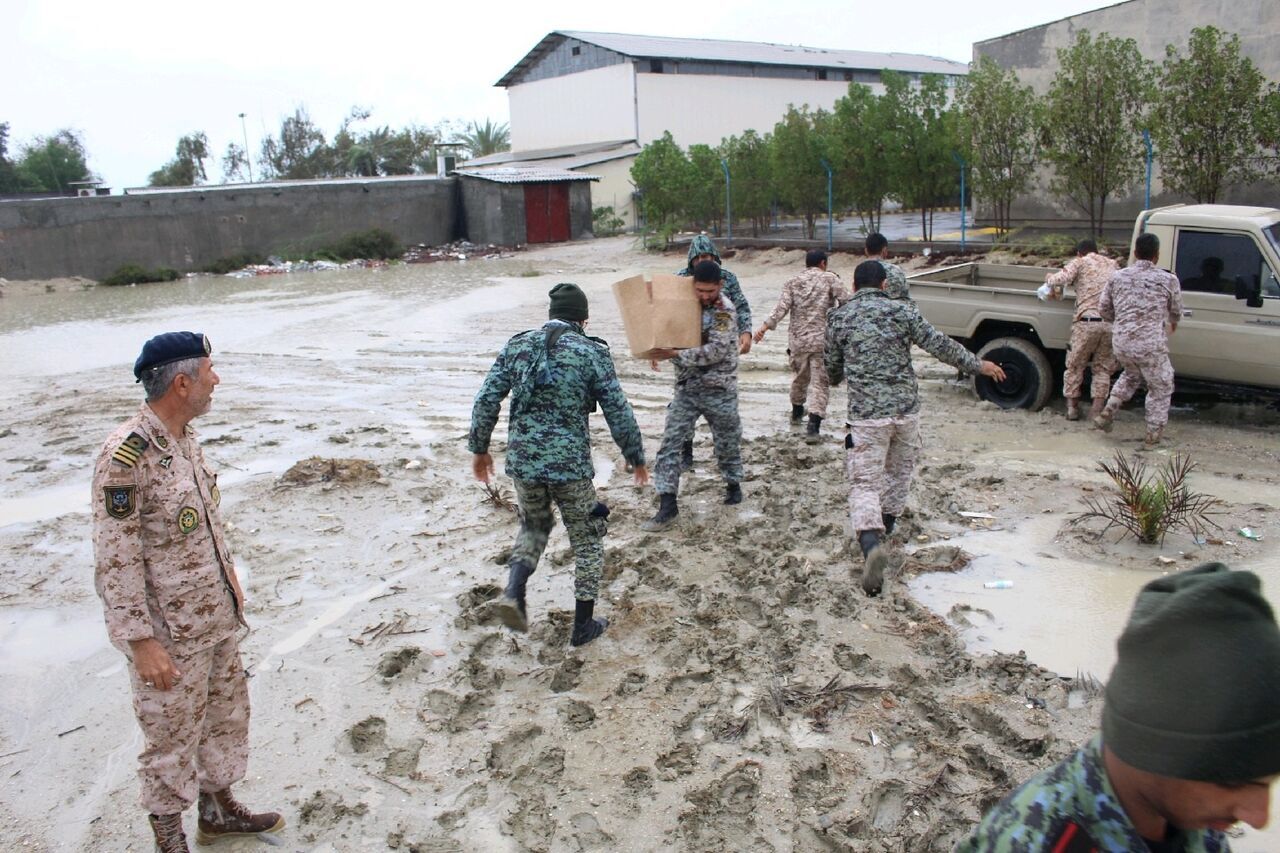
[469,283,648,647]
[959,563,1280,852]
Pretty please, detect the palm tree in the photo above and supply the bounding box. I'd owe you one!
[460,119,510,159]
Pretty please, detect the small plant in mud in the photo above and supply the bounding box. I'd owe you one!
[1071,451,1221,545]
[478,481,516,513]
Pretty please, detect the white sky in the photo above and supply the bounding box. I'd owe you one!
[3,0,1117,189]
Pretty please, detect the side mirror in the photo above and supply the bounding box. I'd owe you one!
[1234,275,1263,308]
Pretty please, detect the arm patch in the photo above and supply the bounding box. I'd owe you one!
[111,432,149,468]
[104,485,137,518]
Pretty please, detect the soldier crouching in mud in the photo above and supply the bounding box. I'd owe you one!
[469,283,648,647]
[92,332,282,853]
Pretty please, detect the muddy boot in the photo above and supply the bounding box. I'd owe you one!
[680,439,694,472]
[570,598,608,647]
[790,404,805,424]
[1065,398,1081,421]
[724,482,743,505]
[804,414,823,444]
[881,514,897,537]
[1087,398,1106,421]
[1092,399,1118,432]
[1144,426,1164,448]
[149,813,189,853]
[495,560,533,632]
[857,530,888,597]
[194,789,284,845]
[641,493,678,532]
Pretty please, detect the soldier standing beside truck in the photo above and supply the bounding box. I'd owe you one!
[1045,239,1120,421]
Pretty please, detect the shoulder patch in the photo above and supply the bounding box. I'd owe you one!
[103,485,136,519]
[713,311,733,332]
[111,432,149,468]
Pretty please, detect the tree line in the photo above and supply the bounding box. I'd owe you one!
[631,26,1280,241]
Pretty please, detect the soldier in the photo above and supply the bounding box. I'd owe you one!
[865,232,910,301]
[959,563,1280,852]
[642,260,743,532]
[1093,233,1184,446]
[469,283,648,647]
[92,332,282,853]
[1045,239,1120,421]
[825,261,1005,596]
[675,234,752,469]
[754,248,850,442]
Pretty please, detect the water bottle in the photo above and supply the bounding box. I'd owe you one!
[983,580,1013,589]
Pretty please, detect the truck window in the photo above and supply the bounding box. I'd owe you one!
[1175,230,1269,296]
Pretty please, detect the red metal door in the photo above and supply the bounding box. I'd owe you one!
[547,183,570,242]
[524,184,550,244]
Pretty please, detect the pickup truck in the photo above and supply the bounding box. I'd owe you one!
[908,204,1280,410]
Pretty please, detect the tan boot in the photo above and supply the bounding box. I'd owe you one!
[1144,427,1164,448]
[195,789,284,845]
[1065,398,1081,421]
[149,813,189,853]
[1087,398,1106,421]
[1092,401,1117,432]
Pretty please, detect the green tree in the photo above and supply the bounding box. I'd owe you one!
[630,131,693,241]
[13,129,93,192]
[1260,85,1280,178]
[880,71,959,241]
[1150,26,1271,203]
[956,57,1039,237]
[720,130,774,237]
[686,144,725,233]
[769,105,832,240]
[459,119,510,159]
[830,83,892,232]
[1041,31,1153,237]
[259,107,328,179]
[0,122,19,192]
[148,132,210,187]
[221,142,250,183]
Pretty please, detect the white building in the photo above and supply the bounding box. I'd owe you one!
[467,31,968,228]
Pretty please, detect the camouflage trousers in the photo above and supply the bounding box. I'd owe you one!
[1109,350,1175,431]
[129,636,249,815]
[654,386,743,495]
[1063,320,1116,401]
[789,351,830,416]
[511,478,607,601]
[845,414,922,533]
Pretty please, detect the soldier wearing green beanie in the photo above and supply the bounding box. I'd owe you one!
[959,562,1280,852]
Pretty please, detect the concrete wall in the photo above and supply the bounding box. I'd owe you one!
[460,179,526,246]
[0,177,458,281]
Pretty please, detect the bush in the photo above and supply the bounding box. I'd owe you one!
[593,206,625,237]
[201,252,265,275]
[1072,451,1221,545]
[102,264,181,286]
[318,228,402,262]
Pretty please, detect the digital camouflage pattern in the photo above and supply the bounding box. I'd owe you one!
[510,478,608,601]
[677,234,752,334]
[762,266,850,353]
[825,289,983,422]
[1099,261,1183,430]
[958,735,1228,853]
[790,352,830,416]
[672,296,739,393]
[469,320,646,482]
[1109,353,1176,431]
[1047,252,1120,321]
[846,414,920,533]
[1064,321,1116,403]
[880,260,910,301]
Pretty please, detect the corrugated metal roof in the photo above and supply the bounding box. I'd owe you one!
[125,174,447,194]
[498,31,968,87]
[464,139,637,168]
[456,166,600,184]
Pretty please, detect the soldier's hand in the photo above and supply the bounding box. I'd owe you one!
[472,453,495,483]
[739,332,753,354]
[130,638,181,691]
[979,360,1007,383]
[632,464,650,486]
[649,349,678,362]
[753,325,767,344]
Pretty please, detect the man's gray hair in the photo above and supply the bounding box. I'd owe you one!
[141,356,202,401]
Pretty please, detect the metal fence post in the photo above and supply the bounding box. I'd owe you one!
[820,158,833,251]
[1142,130,1153,210]
[720,158,732,242]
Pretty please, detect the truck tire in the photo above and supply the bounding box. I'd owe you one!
[974,337,1054,411]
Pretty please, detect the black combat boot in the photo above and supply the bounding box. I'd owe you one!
[790,404,805,423]
[148,813,189,853]
[680,439,695,471]
[570,598,608,647]
[857,530,888,597]
[724,482,743,505]
[882,513,897,536]
[195,789,284,845]
[641,493,679,532]
[495,560,534,631]
[805,414,823,444]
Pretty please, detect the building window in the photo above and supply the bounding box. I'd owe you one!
[816,69,828,81]
[844,70,853,82]
[571,46,580,56]
[650,59,664,73]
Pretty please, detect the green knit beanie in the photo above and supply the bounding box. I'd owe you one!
[1102,562,1280,782]
[548,283,588,322]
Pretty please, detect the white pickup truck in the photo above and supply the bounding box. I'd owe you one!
[908,204,1280,410]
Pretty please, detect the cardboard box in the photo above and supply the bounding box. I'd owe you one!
[612,273,702,358]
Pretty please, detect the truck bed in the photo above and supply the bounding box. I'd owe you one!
[908,263,1075,351]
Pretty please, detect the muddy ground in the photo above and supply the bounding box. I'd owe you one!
[0,237,1277,852]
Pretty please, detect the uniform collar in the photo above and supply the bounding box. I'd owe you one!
[138,402,191,447]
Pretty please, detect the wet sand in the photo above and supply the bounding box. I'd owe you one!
[1,237,1278,851]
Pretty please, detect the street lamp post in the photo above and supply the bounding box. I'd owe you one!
[238,113,253,183]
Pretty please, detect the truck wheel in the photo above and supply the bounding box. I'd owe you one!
[974,337,1054,411]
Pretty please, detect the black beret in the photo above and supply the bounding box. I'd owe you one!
[133,331,212,381]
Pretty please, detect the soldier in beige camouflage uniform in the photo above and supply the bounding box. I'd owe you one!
[1093,233,1184,446]
[92,332,282,853]
[755,249,850,442]
[1046,239,1120,421]
[825,263,1005,596]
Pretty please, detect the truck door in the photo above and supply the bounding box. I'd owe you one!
[1170,228,1280,386]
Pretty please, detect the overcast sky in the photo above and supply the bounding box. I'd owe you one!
[4,0,1116,189]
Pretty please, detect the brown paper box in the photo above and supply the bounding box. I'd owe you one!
[611,273,701,358]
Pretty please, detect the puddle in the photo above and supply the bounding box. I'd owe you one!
[0,608,108,673]
[0,483,88,527]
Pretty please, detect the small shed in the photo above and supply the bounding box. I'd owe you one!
[457,166,598,246]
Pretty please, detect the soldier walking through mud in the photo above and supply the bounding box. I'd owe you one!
[1092,233,1184,447]
[864,232,910,301]
[469,283,648,647]
[960,562,1280,851]
[1046,239,1120,422]
[825,261,1005,596]
[674,234,752,470]
[754,248,849,442]
[92,332,283,853]
[643,260,744,531]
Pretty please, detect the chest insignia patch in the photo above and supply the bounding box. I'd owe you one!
[210,484,220,506]
[713,312,732,333]
[111,432,149,468]
[177,506,200,534]
[154,434,169,450]
[103,485,136,519]
[158,455,174,469]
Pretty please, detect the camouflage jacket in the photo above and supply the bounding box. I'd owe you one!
[957,735,1228,853]
[92,404,243,657]
[672,295,739,393]
[1046,252,1121,320]
[825,289,982,421]
[675,264,751,334]
[469,320,645,482]
[762,267,850,353]
[1099,261,1184,359]
[880,260,910,301]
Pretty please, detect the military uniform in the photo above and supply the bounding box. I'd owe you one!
[761,266,850,417]
[1098,261,1184,433]
[1047,253,1120,404]
[469,319,644,601]
[958,735,1229,852]
[92,403,249,817]
[677,234,752,335]
[825,290,982,533]
[653,295,742,495]
[879,260,910,301]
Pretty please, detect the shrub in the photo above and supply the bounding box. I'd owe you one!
[102,265,181,286]
[1072,451,1221,545]
[593,205,625,237]
[319,228,402,261]
[201,252,266,274]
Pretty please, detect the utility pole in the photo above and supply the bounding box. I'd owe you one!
[239,113,254,183]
